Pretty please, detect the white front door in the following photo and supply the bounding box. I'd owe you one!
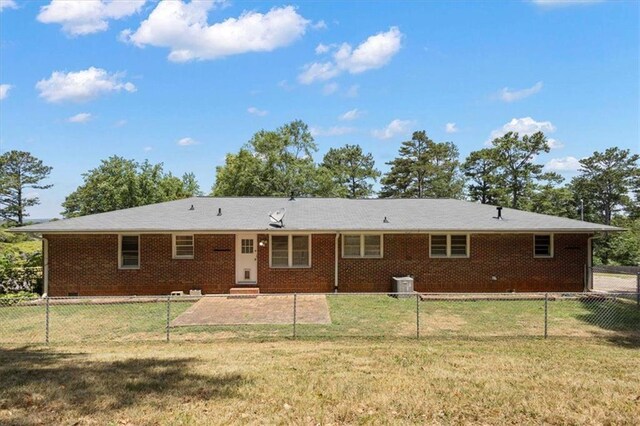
[236,234,257,284]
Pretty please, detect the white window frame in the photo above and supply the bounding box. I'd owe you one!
[341,234,384,259]
[172,234,194,259]
[533,234,554,258]
[269,234,312,268]
[429,234,470,258]
[118,234,140,269]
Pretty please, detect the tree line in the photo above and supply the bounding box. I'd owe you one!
[1,119,638,264]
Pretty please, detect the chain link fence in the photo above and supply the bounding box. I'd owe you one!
[1,292,639,345]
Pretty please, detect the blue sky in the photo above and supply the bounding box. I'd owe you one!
[0,0,638,218]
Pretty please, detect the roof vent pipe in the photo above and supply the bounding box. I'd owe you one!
[289,192,295,201]
[217,208,222,216]
[383,216,389,223]
[189,205,195,211]
[494,206,503,220]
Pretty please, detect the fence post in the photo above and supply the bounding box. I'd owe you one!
[544,293,548,339]
[166,295,171,343]
[292,293,297,339]
[636,273,639,308]
[416,293,420,340]
[45,296,50,345]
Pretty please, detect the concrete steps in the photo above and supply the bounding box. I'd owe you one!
[229,287,260,296]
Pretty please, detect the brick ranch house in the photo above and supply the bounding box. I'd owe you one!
[14,197,619,296]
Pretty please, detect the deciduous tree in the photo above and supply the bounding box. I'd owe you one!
[212,120,338,197]
[62,156,201,217]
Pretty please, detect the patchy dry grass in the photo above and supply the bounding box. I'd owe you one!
[2,294,639,344]
[0,338,639,425]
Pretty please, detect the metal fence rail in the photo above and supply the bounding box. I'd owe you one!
[0,292,638,345]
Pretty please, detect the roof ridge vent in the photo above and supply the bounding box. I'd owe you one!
[493,206,503,220]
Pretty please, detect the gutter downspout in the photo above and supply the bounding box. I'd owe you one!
[586,234,600,292]
[334,233,340,293]
[42,237,49,297]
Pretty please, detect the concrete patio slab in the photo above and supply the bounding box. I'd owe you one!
[171,295,331,326]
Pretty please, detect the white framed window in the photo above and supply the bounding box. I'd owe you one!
[341,234,383,258]
[173,234,194,259]
[269,235,311,268]
[429,234,469,258]
[119,235,140,269]
[534,234,553,258]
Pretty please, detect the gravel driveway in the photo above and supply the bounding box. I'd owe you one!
[593,273,638,293]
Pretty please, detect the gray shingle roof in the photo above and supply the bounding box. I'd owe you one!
[12,197,621,233]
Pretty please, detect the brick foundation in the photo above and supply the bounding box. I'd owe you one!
[44,232,589,296]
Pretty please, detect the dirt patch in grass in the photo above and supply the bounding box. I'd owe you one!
[422,312,467,332]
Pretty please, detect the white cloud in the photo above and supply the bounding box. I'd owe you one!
[334,26,403,74]
[498,81,543,102]
[298,61,339,84]
[67,112,92,123]
[114,119,127,127]
[372,119,413,140]
[298,27,402,84]
[277,79,294,91]
[247,106,268,116]
[37,0,146,36]
[339,108,362,121]
[315,43,331,54]
[532,0,603,6]
[547,138,564,149]
[545,156,581,172]
[36,67,136,103]
[445,122,458,133]
[310,126,355,137]
[489,117,556,139]
[311,20,327,30]
[322,82,339,95]
[0,84,12,100]
[143,146,152,152]
[123,2,309,62]
[345,84,359,98]
[177,137,198,146]
[0,0,17,12]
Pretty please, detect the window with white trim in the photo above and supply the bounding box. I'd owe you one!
[429,234,469,258]
[342,234,383,258]
[119,235,139,268]
[173,234,194,259]
[534,234,553,258]
[270,235,310,268]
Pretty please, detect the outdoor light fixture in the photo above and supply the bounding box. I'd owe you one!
[259,239,268,247]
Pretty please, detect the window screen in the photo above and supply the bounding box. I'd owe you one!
[430,235,448,257]
[121,235,139,268]
[534,235,552,257]
[271,236,289,267]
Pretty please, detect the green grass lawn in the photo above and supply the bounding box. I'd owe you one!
[0,339,638,425]
[1,294,638,344]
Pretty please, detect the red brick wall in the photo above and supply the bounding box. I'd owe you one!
[256,233,335,293]
[44,232,589,296]
[338,233,589,293]
[45,234,236,296]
